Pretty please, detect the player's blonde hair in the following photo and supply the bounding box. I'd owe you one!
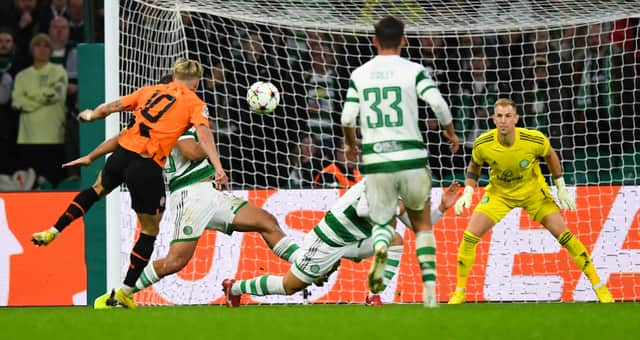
[172,58,203,80]
[494,98,517,112]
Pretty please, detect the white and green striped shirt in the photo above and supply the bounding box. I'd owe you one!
[313,181,374,247]
[164,127,214,192]
[341,55,452,174]
[313,180,444,247]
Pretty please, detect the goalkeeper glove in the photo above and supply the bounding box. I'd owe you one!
[454,185,474,215]
[554,177,576,211]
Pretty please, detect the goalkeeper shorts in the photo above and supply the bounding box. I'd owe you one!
[474,187,560,223]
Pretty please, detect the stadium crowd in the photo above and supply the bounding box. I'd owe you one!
[0,1,638,190]
[0,0,104,189]
[185,14,639,188]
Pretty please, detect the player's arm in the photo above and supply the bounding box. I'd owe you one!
[78,99,126,122]
[195,124,228,189]
[544,146,576,211]
[62,134,120,167]
[176,137,206,161]
[341,78,360,159]
[416,70,459,153]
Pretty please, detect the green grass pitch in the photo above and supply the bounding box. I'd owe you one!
[1,303,638,340]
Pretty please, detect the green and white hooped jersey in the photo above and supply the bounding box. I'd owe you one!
[164,127,214,192]
[341,55,451,174]
[313,181,374,247]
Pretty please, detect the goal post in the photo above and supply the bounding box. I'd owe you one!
[104,0,640,304]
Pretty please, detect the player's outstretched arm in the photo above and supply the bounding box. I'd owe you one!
[544,146,576,211]
[78,99,126,122]
[62,134,120,168]
[439,181,461,213]
[454,161,480,215]
[342,126,360,160]
[195,124,228,189]
[419,86,459,153]
[442,123,460,153]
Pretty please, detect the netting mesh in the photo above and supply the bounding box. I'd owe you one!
[116,0,640,304]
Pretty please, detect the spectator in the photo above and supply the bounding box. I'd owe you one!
[49,15,77,108]
[522,56,567,154]
[524,29,561,79]
[0,27,27,175]
[303,42,340,159]
[49,15,80,178]
[557,25,587,138]
[574,23,635,152]
[11,33,68,187]
[223,29,289,187]
[416,34,453,96]
[67,0,84,43]
[39,0,68,34]
[7,0,41,58]
[495,31,526,103]
[287,134,323,188]
[611,18,640,62]
[453,52,498,152]
[313,140,362,189]
[413,33,456,178]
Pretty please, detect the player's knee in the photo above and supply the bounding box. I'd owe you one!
[258,211,281,233]
[138,220,160,236]
[91,183,107,197]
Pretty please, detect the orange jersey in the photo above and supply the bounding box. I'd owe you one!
[118,81,209,167]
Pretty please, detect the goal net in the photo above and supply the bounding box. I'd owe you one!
[112,0,640,305]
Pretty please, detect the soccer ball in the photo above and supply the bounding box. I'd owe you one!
[246,81,280,114]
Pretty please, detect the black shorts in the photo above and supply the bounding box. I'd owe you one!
[101,145,166,214]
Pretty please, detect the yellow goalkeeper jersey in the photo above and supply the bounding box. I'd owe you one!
[471,128,551,199]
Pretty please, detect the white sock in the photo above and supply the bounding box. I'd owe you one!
[376,245,403,293]
[416,230,436,287]
[272,236,302,263]
[232,275,286,296]
[372,224,393,251]
[132,262,160,293]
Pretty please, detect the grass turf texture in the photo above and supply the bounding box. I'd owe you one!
[1,303,638,340]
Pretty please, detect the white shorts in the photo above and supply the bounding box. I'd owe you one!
[170,181,247,242]
[364,167,432,225]
[291,231,366,284]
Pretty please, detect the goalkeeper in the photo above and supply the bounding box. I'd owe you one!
[222,181,460,307]
[448,98,614,304]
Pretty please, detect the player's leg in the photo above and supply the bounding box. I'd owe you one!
[131,182,218,294]
[399,168,437,306]
[449,193,505,304]
[109,155,165,308]
[343,233,403,306]
[131,240,197,293]
[363,173,397,294]
[223,231,344,307]
[231,202,301,263]
[32,171,113,246]
[535,197,614,303]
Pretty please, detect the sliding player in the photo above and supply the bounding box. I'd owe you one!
[222,181,460,307]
